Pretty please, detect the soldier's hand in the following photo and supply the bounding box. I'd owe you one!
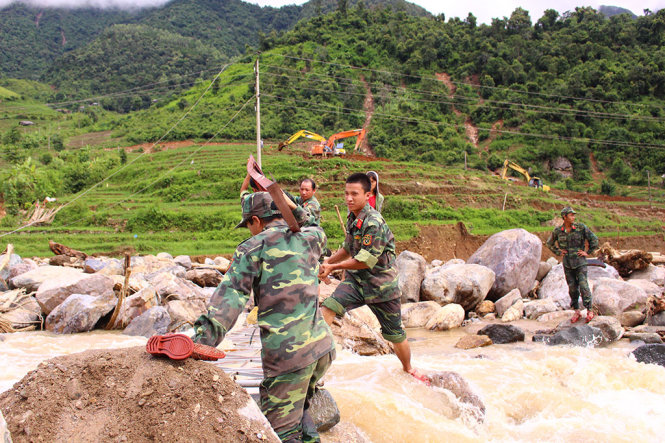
[318,263,333,281]
[577,250,588,257]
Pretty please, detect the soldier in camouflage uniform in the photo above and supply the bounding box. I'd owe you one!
[546,206,600,323]
[318,173,429,385]
[294,178,322,225]
[193,188,335,443]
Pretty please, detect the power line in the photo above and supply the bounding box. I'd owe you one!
[262,93,665,150]
[273,54,665,111]
[261,66,665,123]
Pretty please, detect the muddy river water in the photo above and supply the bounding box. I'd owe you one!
[2,323,665,442]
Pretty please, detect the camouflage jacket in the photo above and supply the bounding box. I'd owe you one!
[343,203,399,303]
[546,222,599,269]
[295,195,322,225]
[193,206,334,377]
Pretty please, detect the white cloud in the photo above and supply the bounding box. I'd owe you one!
[0,0,170,9]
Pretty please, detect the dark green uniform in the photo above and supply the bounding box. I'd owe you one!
[295,195,322,225]
[322,203,405,343]
[194,195,335,443]
[546,222,599,310]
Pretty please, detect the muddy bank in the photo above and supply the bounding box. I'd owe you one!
[396,222,665,263]
[0,347,277,443]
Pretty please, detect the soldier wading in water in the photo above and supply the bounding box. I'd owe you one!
[546,206,600,323]
[193,178,335,443]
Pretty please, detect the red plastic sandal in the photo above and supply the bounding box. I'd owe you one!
[146,333,194,360]
[570,311,582,323]
[408,368,431,386]
[585,311,596,323]
[191,343,226,361]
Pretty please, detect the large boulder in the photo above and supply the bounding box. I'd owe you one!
[539,264,622,309]
[123,306,171,337]
[401,301,440,328]
[620,310,646,327]
[631,344,665,368]
[538,325,604,346]
[45,292,117,334]
[592,278,648,316]
[647,311,665,327]
[35,273,115,315]
[455,335,492,349]
[308,388,340,432]
[475,300,495,316]
[147,272,206,300]
[536,261,552,281]
[420,264,495,311]
[628,264,665,287]
[8,258,37,281]
[174,255,192,269]
[467,229,541,300]
[396,251,427,303]
[425,304,465,331]
[524,299,559,320]
[587,316,624,342]
[331,311,392,356]
[625,279,663,298]
[9,266,84,292]
[112,287,159,329]
[84,257,124,276]
[0,253,23,281]
[494,289,521,318]
[428,371,486,423]
[0,290,41,329]
[185,269,223,287]
[501,299,524,323]
[165,299,207,329]
[477,324,525,344]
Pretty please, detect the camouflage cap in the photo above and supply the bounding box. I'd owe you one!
[235,192,281,228]
[561,206,577,217]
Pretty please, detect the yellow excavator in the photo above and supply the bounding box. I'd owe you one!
[277,130,327,151]
[500,159,550,191]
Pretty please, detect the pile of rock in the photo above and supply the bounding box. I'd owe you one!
[391,228,665,349]
[0,252,230,337]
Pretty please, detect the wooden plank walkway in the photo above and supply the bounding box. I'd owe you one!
[212,323,263,398]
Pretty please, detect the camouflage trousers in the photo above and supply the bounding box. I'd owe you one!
[260,350,335,443]
[564,265,592,310]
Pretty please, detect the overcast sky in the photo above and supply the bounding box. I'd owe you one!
[1,0,663,24]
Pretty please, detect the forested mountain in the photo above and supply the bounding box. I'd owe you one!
[0,0,428,83]
[42,24,224,113]
[107,5,665,185]
[0,3,138,79]
[598,5,637,18]
[298,0,431,20]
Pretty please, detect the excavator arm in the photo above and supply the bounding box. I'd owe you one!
[501,159,550,191]
[277,130,327,151]
[319,128,366,155]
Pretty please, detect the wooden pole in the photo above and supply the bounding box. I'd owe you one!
[334,205,346,233]
[464,151,467,170]
[255,55,262,168]
[502,193,507,211]
[106,253,131,330]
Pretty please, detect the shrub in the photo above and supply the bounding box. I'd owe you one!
[601,179,615,195]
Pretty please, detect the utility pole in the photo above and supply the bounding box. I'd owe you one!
[255,55,262,168]
[647,169,652,208]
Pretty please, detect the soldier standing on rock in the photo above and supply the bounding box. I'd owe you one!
[318,172,430,385]
[193,183,335,443]
[546,206,600,323]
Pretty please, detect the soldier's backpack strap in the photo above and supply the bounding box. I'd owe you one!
[246,155,300,233]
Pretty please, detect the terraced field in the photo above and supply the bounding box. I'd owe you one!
[2,141,664,258]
